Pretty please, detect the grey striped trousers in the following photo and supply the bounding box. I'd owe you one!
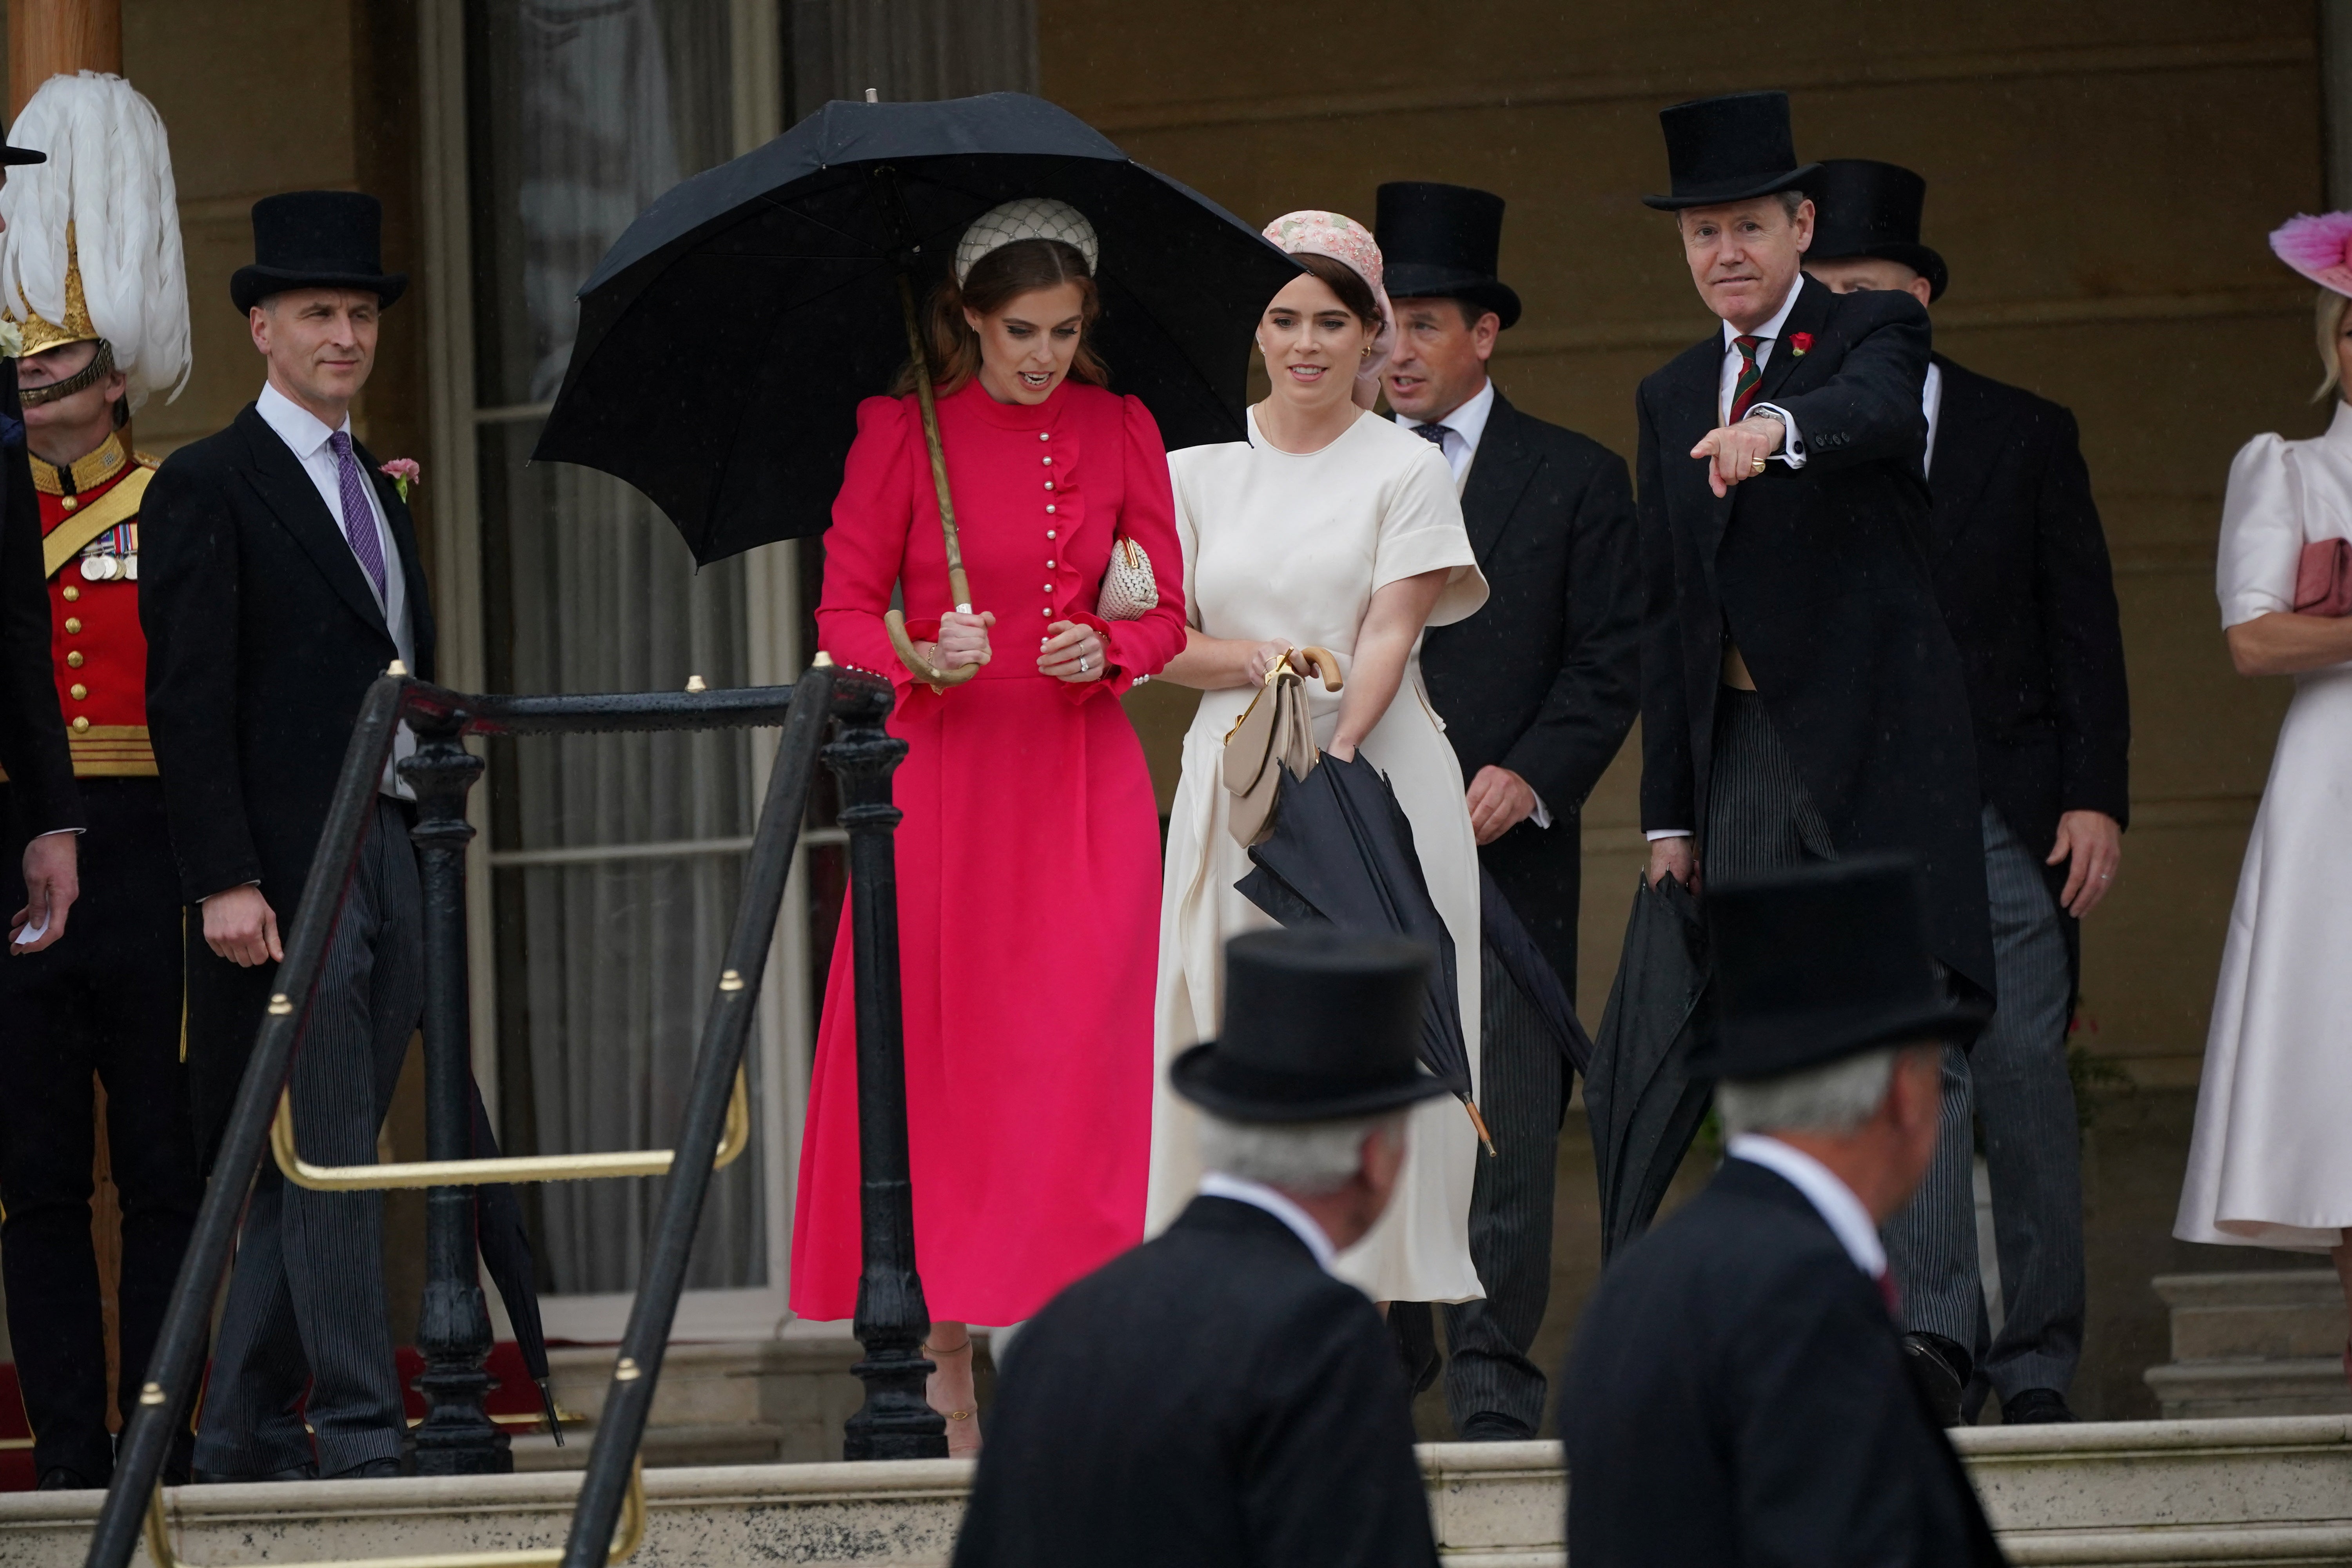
[194,799,423,1478]
[1884,804,2084,1397]
[1437,947,1568,1437]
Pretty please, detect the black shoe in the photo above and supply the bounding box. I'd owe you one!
[1457,1414,1537,1442]
[324,1457,402,1480]
[1999,1387,2079,1425]
[192,1462,318,1483]
[37,1466,98,1490]
[1902,1332,1971,1427]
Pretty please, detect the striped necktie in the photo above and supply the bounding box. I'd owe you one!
[1728,334,1766,422]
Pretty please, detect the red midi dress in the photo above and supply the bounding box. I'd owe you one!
[789,377,1188,1327]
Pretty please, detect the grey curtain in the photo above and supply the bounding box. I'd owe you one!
[789,0,1038,111]
[475,0,763,1296]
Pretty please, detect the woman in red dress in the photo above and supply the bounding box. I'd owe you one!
[790,201,1187,1452]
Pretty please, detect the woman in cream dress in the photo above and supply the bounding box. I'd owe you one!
[1149,212,1490,1303]
[2177,217,2352,1378]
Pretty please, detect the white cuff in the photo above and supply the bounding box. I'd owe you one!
[1751,402,1806,469]
[1645,828,1693,841]
[33,826,83,838]
[1529,791,1553,830]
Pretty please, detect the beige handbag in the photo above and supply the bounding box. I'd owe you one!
[1095,535,1158,620]
[1221,647,1343,848]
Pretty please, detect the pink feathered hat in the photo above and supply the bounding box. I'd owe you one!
[2271,211,2352,296]
[1261,209,1394,390]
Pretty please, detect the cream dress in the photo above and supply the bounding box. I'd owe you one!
[1149,407,1491,1302]
[2176,401,2352,1252]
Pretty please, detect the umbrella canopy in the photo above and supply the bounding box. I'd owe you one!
[1585,873,1714,1261]
[1480,865,1591,1076]
[1235,753,1491,1151]
[534,91,1301,563]
[467,1085,561,1441]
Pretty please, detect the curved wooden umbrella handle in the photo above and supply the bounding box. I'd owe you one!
[1288,645,1345,690]
[885,608,980,692]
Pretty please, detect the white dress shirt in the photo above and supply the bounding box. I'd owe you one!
[1397,377,1495,486]
[1920,359,1945,476]
[255,379,416,798]
[1198,1171,1340,1276]
[1715,277,1808,468]
[1727,1132,1887,1279]
[1395,377,1552,830]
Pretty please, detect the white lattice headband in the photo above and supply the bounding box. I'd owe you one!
[955,198,1100,285]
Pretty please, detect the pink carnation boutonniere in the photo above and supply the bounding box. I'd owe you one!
[1788,331,1814,358]
[379,458,421,503]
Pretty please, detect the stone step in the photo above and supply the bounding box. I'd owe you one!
[4,1415,2348,1568]
[2145,1271,2350,1421]
[528,1336,864,1466]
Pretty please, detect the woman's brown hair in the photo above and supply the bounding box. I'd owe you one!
[893,238,1109,397]
[1287,252,1382,330]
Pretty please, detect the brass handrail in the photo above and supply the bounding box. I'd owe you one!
[272,1060,750,1192]
[142,1460,645,1568]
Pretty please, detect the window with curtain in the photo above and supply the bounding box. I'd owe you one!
[464,0,768,1298]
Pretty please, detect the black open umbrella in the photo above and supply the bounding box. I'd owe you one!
[1235,753,1495,1155]
[534,91,1299,566]
[1585,872,1714,1261]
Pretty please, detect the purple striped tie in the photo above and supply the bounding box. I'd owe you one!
[327,429,388,601]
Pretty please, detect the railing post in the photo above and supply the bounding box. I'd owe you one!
[400,721,507,1475]
[824,689,946,1461]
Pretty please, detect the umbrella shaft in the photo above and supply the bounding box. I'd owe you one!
[897,270,969,589]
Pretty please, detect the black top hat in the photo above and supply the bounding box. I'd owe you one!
[1643,90,1820,212]
[1374,182,1522,330]
[1806,158,1948,301]
[2,119,44,167]
[1171,929,1455,1122]
[1688,857,1989,1082]
[231,191,409,314]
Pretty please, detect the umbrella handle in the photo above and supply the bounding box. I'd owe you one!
[1288,645,1344,690]
[887,269,983,695]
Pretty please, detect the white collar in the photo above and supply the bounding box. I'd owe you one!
[1198,1171,1339,1274]
[1396,376,1495,451]
[1727,1133,1887,1279]
[256,378,352,461]
[1720,273,1806,350]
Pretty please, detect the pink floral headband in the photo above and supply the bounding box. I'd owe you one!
[1261,209,1394,387]
[2271,211,2352,296]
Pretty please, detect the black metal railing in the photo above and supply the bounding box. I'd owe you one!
[86,657,946,1568]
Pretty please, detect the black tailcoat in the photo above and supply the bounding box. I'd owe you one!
[0,363,83,841]
[140,403,435,1158]
[1927,354,2130,886]
[1637,277,1991,991]
[953,1196,1438,1568]
[1561,1158,2007,1567]
[1420,392,1641,995]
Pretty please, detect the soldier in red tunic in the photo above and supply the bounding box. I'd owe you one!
[0,72,200,1490]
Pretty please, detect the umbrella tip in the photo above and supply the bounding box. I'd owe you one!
[685,673,708,693]
[864,87,878,103]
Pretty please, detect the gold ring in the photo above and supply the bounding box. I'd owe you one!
[1749,457,1767,475]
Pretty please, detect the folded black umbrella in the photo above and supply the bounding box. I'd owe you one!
[1479,864,1591,1076]
[467,1085,561,1444]
[1586,873,1713,1261]
[535,91,1300,563]
[1236,753,1493,1153]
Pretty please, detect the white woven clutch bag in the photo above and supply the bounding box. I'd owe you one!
[1095,535,1158,621]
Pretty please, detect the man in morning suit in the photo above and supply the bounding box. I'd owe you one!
[142,192,432,1481]
[0,74,202,1490]
[1561,858,2006,1567]
[1376,181,1640,1439]
[1806,160,2131,1425]
[953,929,1442,1568]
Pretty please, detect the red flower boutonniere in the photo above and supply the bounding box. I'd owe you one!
[1788,332,1813,358]
[379,458,421,502]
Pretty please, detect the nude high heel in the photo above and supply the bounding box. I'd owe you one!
[924,1336,982,1457]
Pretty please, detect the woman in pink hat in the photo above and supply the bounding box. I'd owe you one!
[2176,212,2352,1383]
[1147,211,1491,1307]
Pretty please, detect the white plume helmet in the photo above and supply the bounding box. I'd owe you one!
[0,71,192,411]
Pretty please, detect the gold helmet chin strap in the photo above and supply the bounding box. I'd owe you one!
[20,338,116,407]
